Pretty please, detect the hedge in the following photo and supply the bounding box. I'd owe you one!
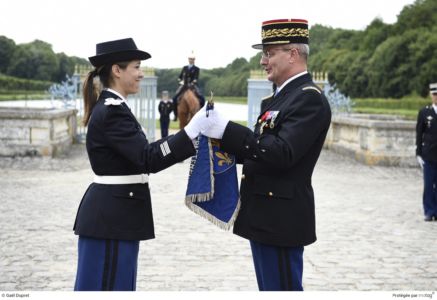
[0,74,52,92]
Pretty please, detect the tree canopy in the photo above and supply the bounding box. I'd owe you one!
[308,0,437,98]
[2,0,435,98]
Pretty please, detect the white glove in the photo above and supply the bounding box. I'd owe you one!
[417,156,424,169]
[201,108,229,139]
[184,105,211,139]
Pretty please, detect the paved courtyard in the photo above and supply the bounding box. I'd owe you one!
[0,141,436,291]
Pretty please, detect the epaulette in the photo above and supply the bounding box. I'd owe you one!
[302,86,321,94]
[261,93,274,101]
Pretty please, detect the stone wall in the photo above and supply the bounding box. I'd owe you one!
[0,107,77,157]
[325,114,417,167]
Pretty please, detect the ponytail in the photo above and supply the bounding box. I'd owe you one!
[82,62,131,126]
[82,69,99,126]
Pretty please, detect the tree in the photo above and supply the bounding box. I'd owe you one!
[0,36,16,74]
[7,40,59,81]
[54,52,75,82]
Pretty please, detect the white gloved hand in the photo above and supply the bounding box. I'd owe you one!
[184,105,211,139]
[417,156,424,169]
[201,108,229,139]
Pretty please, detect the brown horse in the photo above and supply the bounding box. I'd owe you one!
[177,88,200,129]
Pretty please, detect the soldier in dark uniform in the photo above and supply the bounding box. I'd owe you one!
[172,53,205,120]
[202,19,332,291]
[416,82,437,221]
[73,38,211,291]
[158,90,173,138]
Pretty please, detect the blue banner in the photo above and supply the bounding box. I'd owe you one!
[185,135,240,230]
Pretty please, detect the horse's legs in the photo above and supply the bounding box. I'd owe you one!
[178,98,189,129]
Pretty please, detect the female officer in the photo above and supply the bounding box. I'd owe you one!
[73,38,209,291]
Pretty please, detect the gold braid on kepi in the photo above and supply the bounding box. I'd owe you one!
[252,19,309,49]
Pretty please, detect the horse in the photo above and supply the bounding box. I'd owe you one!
[176,88,200,129]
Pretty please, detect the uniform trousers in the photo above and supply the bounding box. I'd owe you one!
[423,160,437,218]
[250,240,304,291]
[74,236,139,291]
[160,118,170,138]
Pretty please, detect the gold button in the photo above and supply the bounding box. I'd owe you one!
[129,192,134,197]
[245,145,249,149]
[268,192,273,196]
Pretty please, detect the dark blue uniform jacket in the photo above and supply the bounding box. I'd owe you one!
[221,73,332,247]
[73,90,195,240]
[416,105,437,162]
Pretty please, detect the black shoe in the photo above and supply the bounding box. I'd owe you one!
[424,216,433,221]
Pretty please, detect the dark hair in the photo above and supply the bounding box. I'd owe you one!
[82,61,130,126]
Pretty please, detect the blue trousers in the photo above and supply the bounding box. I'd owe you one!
[423,160,437,218]
[74,236,139,291]
[160,118,170,138]
[250,240,304,291]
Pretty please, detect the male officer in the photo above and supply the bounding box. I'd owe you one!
[202,19,332,290]
[416,82,437,221]
[158,90,173,138]
[172,52,204,120]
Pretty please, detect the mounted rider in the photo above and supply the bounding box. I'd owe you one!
[172,52,205,120]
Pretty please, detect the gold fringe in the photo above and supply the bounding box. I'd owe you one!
[207,138,215,199]
[185,197,241,231]
[185,137,241,230]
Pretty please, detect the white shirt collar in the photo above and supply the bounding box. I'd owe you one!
[433,104,437,114]
[275,70,308,95]
[105,88,127,102]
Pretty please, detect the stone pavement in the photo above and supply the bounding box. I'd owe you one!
[0,142,436,291]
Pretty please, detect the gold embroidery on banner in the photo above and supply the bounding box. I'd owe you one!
[215,151,233,166]
[262,28,309,39]
[211,139,233,166]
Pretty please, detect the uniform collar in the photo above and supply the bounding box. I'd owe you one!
[104,88,127,102]
[275,70,308,96]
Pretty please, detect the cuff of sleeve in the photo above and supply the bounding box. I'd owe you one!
[221,121,252,155]
[184,126,197,140]
[168,130,196,161]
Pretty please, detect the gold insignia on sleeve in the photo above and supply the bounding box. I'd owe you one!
[302,86,321,94]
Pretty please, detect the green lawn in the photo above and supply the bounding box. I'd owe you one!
[213,96,246,104]
[351,96,429,120]
[0,93,48,101]
[351,107,419,120]
[156,119,247,130]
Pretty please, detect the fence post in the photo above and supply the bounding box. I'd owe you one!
[247,70,273,130]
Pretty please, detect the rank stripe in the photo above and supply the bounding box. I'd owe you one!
[163,141,171,155]
[160,143,168,157]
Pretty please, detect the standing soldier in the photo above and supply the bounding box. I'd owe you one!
[73,38,212,291]
[158,90,173,138]
[416,82,437,221]
[202,19,332,290]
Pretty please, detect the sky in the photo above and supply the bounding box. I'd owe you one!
[0,0,416,69]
